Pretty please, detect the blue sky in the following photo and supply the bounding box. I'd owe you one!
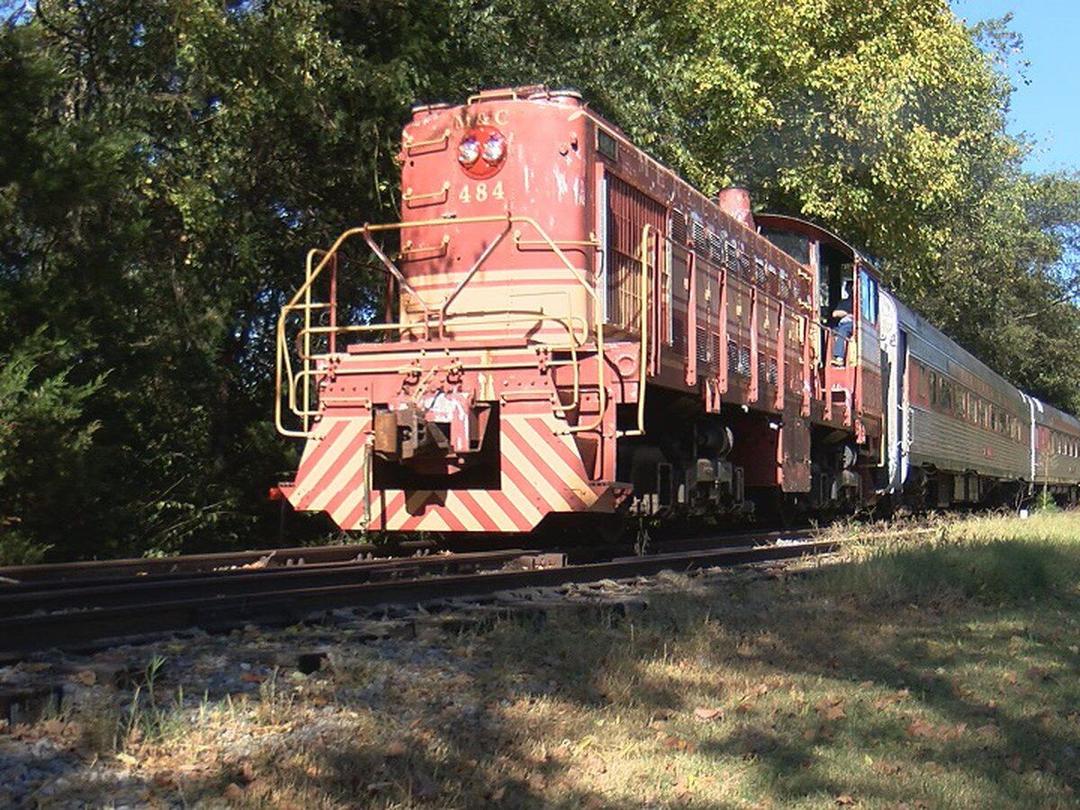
[952,0,1080,174]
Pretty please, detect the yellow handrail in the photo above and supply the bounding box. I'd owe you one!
[285,313,586,418]
[402,181,450,206]
[399,235,451,261]
[302,248,315,433]
[618,224,652,437]
[275,215,605,437]
[513,230,600,250]
[402,128,451,152]
[293,313,589,362]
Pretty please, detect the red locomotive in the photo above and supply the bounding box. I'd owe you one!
[274,86,1080,534]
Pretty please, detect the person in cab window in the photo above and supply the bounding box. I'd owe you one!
[832,279,854,365]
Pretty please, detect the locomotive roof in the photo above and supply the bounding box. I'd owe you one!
[754,213,879,274]
[422,86,1079,428]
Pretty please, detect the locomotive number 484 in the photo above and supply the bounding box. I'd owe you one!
[458,181,504,204]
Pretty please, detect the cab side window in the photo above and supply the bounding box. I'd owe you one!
[858,269,878,324]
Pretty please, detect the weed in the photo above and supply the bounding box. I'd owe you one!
[1035,489,1061,512]
[120,656,177,747]
[256,667,295,726]
[0,526,51,566]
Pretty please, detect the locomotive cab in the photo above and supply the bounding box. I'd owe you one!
[757,215,886,506]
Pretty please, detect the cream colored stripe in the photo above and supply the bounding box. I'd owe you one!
[329,445,372,528]
[443,494,483,531]
[331,487,367,529]
[383,499,405,531]
[470,489,520,532]
[408,268,584,286]
[294,420,361,503]
[307,426,368,512]
[296,417,344,472]
[519,419,599,506]
[501,429,576,513]
[505,468,551,525]
[416,511,451,532]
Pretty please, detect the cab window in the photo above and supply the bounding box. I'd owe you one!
[859,268,878,324]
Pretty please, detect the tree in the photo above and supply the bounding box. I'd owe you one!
[0,333,102,564]
[0,0,1076,561]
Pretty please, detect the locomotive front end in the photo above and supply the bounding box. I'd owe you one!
[275,88,633,533]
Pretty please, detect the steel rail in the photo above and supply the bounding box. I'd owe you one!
[0,538,839,657]
[0,542,441,585]
[0,550,535,617]
[0,552,438,594]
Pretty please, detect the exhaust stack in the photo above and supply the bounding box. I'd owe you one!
[717,187,756,231]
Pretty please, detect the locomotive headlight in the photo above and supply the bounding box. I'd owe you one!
[457,134,480,167]
[458,125,506,179]
[481,132,505,164]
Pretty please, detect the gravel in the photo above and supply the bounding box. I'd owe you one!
[0,560,778,807]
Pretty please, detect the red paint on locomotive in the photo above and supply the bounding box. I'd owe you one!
[273,86,1079,532]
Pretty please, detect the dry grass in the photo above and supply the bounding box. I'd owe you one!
[26,511,1080,808]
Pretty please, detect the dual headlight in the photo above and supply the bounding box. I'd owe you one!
[457,126,506,179]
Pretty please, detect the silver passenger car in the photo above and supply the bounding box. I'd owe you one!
[1031,398,1080,494]
[878,291,1031,505]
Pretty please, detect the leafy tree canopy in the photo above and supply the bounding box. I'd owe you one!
[0,0,1077,561]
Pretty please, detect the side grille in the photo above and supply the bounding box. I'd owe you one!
[692,219,708,256]
[694,326,708,363]
[709,231,726,265]
[671,209,688,245]
[672,316,686,354]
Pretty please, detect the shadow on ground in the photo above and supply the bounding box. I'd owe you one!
[31,537,1080,808]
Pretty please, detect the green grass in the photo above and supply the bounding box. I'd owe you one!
[35,511,1080,808]
[817,511,1080,606]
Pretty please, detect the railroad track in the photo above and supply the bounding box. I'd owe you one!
[0,526,807,587]
[0,549,547,617]
[0,533,839,659]
[0,539,443,584]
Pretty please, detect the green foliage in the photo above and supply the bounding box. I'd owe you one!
[1034,489,1060,513]
[0,530,51,567]
[0,331,102,563]
[0,0,1077,560]
[431,0,1080,408]
[821,511,1080,605]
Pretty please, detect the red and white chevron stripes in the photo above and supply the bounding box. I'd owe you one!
[284,412,604,532]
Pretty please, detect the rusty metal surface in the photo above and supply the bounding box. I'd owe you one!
[373,409,400,458]
[0,549,535,619]
[0,537,837,658]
